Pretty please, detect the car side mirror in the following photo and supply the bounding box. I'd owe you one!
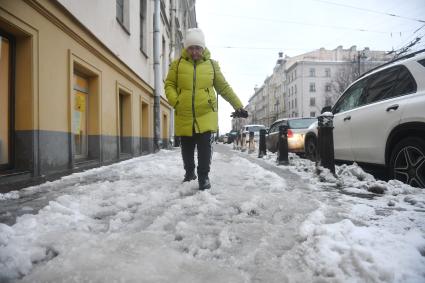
[321,106,332,114]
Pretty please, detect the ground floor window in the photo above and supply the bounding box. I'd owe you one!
[0,33,13,170]
[73,73,89,159]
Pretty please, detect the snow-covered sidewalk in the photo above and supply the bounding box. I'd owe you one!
[1,144,424,282]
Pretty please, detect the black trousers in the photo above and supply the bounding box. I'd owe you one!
[180,132,212,178]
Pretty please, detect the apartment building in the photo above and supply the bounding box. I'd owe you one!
[0,0,196,191]
[245,46,393,127]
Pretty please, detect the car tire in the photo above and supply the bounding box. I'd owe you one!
[389,137,425,188]
[305,136,318,161]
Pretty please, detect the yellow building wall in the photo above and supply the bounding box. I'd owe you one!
[0,0,172,139]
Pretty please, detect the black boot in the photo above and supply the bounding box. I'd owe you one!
[198,176,211,190]
[182,172,197,183]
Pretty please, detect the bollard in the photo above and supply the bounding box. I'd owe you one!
[241,133,247,152]
[237,132,242,150]
[317,112,335,174]
[248,131,255,153]
[277,124,289,165]
[258,129,267,158]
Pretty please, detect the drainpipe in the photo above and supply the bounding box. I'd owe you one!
[153,0,161,152]
[170,0,176,60]
[169,0,176,145]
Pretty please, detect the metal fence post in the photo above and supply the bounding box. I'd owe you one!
[258,129,267,158]
[248,131,255,153]
[241,132,247,152]
[277,124,289,165]
[317,113,335,174]
[238,132,242,150]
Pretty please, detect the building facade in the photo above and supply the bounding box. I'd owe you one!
[0,0,196,192]
[245,46,393,127]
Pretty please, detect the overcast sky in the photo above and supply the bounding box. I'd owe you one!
[195,0,425,133]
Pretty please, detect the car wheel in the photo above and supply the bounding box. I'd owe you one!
[389,137,425,188]
[305,136,317,161]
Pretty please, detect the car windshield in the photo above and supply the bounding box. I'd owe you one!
[247,126,265,132]
[288,118,317,129]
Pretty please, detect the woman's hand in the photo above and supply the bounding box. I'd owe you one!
[230,108,248,118]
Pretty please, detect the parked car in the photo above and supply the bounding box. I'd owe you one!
[227,130,239,144]
[217,134,227,143]
[240,124,266,144]
[222,134,228,143]
[304,49,425,188]
[266,118,317,154]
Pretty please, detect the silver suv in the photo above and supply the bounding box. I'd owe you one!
[304,49,425,188]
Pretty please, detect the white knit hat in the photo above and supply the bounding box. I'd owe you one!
[184,28,206,49]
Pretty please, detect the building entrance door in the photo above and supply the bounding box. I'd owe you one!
[0,32,14,171]
[73,73,89,159]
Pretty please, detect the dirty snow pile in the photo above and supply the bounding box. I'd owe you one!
[0,147,424,282]
[261,150,425,207]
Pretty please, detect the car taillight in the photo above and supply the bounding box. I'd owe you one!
[287,129,293,138]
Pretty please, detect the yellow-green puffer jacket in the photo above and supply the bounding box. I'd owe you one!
[165,48,243,136]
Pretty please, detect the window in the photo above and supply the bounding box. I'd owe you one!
[140,0,147,54]
[363,67,399,105]
[117,0,130,33]
[295,85,297,94]
[361,66,416,106]
[73,73,89,158]
[288,118,316,129]
[116,0,124,23]
[333,79,367,114]
[309,83,316,92]
[386,66,416,99]
[0,35,13,169]
[419,59,425,67]
[325,83,331,92]
[270,122,281,133]
[309,68,315,77]
[325,97,332,106]
[310,97,316,106]
[310,112,316,117]
[325,68,331,77]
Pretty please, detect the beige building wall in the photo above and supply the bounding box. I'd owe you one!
[0,0,196,191]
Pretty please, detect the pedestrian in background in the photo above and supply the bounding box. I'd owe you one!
[164,28,247,190]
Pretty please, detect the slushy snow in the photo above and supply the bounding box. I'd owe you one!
[0,144,424,282]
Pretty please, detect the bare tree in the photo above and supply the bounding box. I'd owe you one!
[332,63,357,93]
[327,63,357,106]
